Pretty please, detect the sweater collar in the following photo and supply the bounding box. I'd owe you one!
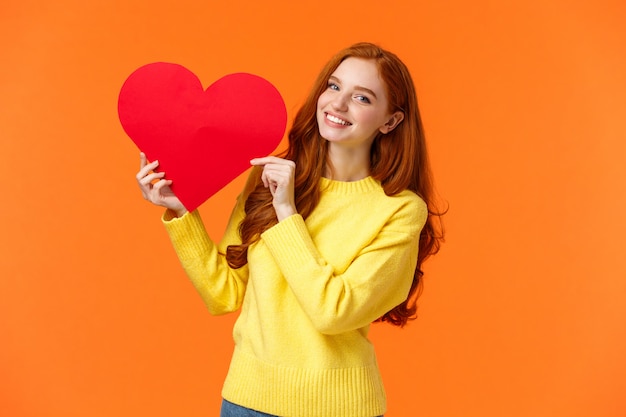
[320,176,380,194]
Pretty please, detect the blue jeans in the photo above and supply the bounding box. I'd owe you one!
[220,399,278,417]
[220,399,383,417]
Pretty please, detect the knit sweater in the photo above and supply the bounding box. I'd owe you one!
[162,176,427,417]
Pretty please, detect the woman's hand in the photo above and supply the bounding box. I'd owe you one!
[136,152,188,217]
[250,156,297,221]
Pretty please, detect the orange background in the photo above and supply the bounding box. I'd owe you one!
[2,0,625,416]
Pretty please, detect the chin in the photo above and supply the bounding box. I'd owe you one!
[318,127,341,143]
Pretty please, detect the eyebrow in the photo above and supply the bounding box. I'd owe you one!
[329,76,378,99]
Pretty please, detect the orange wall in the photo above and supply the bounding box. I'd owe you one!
[1,1,625,416]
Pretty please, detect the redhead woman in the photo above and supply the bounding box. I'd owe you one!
[136,42,444,417]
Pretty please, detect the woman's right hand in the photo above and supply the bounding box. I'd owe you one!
[136,152,188,217]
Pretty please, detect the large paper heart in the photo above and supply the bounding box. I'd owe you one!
[118,62,287,211]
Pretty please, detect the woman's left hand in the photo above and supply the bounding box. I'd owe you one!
[250,156,297,221]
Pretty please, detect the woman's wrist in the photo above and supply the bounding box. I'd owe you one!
[163,207,189,221]
[174,207,189,218]
[275,204,296,222]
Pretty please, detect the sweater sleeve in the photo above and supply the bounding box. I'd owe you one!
[162,193,249,315]
[260,197,427,335]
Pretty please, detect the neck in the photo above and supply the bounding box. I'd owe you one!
[324,142,371,181]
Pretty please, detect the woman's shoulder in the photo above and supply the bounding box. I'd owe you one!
[394,188,427,209]
[380,188,428,230]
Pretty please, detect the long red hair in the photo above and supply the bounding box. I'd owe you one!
[227,42,445,327]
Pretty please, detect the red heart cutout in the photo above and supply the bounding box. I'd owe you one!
[118,62,287,211]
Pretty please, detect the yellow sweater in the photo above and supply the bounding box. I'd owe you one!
[163,176,427,417]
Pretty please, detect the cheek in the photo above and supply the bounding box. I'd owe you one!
[316,93,327,110]
[373,105,395,123]
[316,97,327,125]
[316,97,324,117]
[357,108,383,125]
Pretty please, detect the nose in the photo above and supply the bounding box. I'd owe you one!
[331,92,349,112]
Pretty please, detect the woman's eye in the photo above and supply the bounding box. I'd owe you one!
[328,82,339,91]
[355,95,371,104]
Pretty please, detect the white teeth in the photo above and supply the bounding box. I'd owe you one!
[326,113,351,125]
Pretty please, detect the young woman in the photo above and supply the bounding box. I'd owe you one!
[136,42,444,417]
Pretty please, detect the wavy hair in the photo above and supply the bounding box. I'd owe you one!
[227,42,445,327]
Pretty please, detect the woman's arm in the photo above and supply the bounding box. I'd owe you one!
[136,152,249,315]
[250,155,427,333]
[262,198,427,335]
[162,196,249,315]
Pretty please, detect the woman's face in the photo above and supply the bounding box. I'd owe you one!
[316,57,402,150]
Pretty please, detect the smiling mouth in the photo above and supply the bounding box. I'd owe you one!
[325,113,352,126]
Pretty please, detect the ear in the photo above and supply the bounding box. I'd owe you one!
[379,111,405,134]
